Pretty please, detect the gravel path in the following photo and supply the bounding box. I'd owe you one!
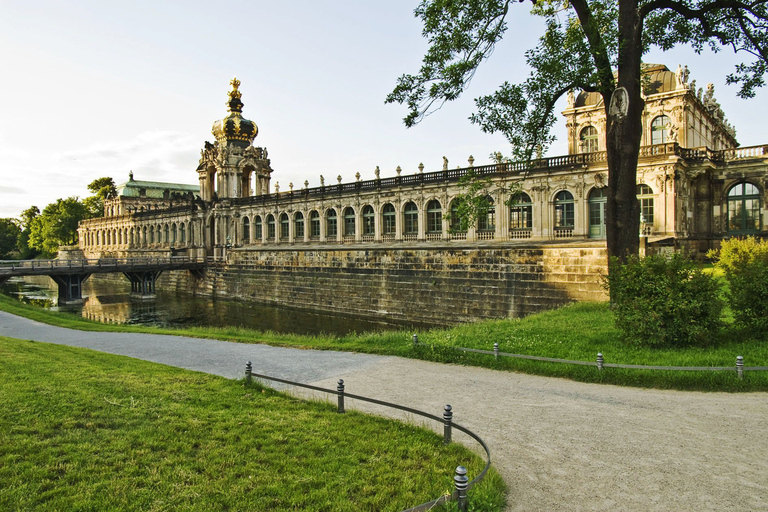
[2,310,766,511]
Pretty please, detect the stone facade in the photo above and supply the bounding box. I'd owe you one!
[76,67,768,321]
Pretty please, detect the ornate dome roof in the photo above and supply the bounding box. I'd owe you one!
[575,64,680,108]
[211,77,258,146]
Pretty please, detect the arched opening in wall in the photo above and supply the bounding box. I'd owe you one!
[343,207,355,240]
[280,213,289,240]
[207,166,218,199]
[242,217,250,244]
[164,225,170,244]
[588,188,607,238]
[142,227,147,245]
[149,226,155,244]
[180,223,186,243]
[426,199,442,240]
[326,209,338,240]
[727,182,761,234]
[580,126,599,153]
[477,196,495,239]
[106,231,111,246]
[382,203,396,240]
[651,115,670,145]
[267,214,276,241]
[403,201,418,240]
[362,205,375,239]
[129,228,135,245]
[554,190,575,238]
[309,210,320,240]
[449,199,468,236]
[171,224,177,244]
[637,184,655,234]
[118,230,123,246]
[509,192,533,239]
[254,215,263,242]
[156,225,162,244]
[294,212,304,241]
[241,165,255,197]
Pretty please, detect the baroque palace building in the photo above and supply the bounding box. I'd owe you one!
[79,66,768,261]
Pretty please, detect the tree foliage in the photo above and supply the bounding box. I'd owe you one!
[0,218,21,259]
[28,198,89,256]
[84,177,117,218]
[387,0,768,260]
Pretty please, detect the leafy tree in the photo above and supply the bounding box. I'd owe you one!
[28,197,88,256]
[386,0,768,261]
[0,218,21,259]
[84,177,117,218]
[16,206,40,259]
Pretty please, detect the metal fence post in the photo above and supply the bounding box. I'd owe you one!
[412,333,418,345]
[245,361,252,384]
[597,353,604,371]
[337,379,345,413]
[736,356,744,380]
[494,342,499,360]
[454,465,468,511]
[443,404,453,445]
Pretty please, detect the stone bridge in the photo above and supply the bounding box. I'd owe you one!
[0,257,206,304]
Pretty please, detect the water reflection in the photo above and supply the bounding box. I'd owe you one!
[1,276,426,337]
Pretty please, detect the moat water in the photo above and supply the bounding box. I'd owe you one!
[0,276,429,337]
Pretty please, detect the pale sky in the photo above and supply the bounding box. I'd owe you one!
[1,0,765,219]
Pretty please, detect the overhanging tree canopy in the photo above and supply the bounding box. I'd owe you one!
[386,0,768,260]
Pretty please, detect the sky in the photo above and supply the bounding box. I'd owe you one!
[1,0,766,219]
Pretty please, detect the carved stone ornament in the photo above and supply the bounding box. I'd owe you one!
[609,87,629,122]
[594,172,606,188]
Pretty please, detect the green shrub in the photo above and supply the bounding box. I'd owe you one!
[605,254,723,347]
[710,237,768,333]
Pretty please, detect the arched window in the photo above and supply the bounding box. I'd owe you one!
[280,213,289,239]
[403,202,418,235]
[343,207,356,237]
[326,209,338,238]
[142,227,147,244]
[382,203,396,235]
[426,200,442,233]
[449,200,468,233]
[362,205,375,236]
[171,223,177,243]
[727,182,761,234]
[477,196,495,232]
[242,217,250,243]
[651,115,670,145]
[156,225,162,243]
[309,211,320,238]
[509,192,533,230]
[130,228,135,245]
[294,212,305,240]
[267,214,276,241]
[637,184,654,228]
[254,216,263,241]
[588,188,607,238]
[164,225,170,243]
[554,191,575,228]
[580,126,599,153]
[150,227,155,244]
[180,223,186,243]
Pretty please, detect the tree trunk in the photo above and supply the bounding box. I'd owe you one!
[605,0,644,263]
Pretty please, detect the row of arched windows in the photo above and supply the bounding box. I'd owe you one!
[83,221,190,248]
[579,115,672,153]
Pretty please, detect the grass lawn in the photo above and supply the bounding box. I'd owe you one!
[1,293,766,391]
[0,337,505,511]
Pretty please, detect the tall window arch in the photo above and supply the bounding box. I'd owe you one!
[267,214,276,241]
[727,182,761,234]
[164,225,170,243]
[362,205,375,236]
[280,213,289,239]
[309,210,320,238]
[403,202,418,235]
[326,208,338,238]
[580,126,599,153]
[509,192,533,230]
[426,200,442,233]
[294,212,305,240]
[242,217,250,243]
[477,196,496,232]
[637,184,654,227]
[651,115,670,145]
[382,203,396,235]
[449,199,468,233]
[343,207,356,237]
[254,215,263,241]
[554,190,575,228]
[156,225,162,243]
[588,188,607,238]
[180,223,186,243]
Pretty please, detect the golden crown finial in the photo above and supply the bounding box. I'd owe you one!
[229,77,242,100]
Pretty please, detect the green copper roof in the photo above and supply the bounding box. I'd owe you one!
[116,178,199,198]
